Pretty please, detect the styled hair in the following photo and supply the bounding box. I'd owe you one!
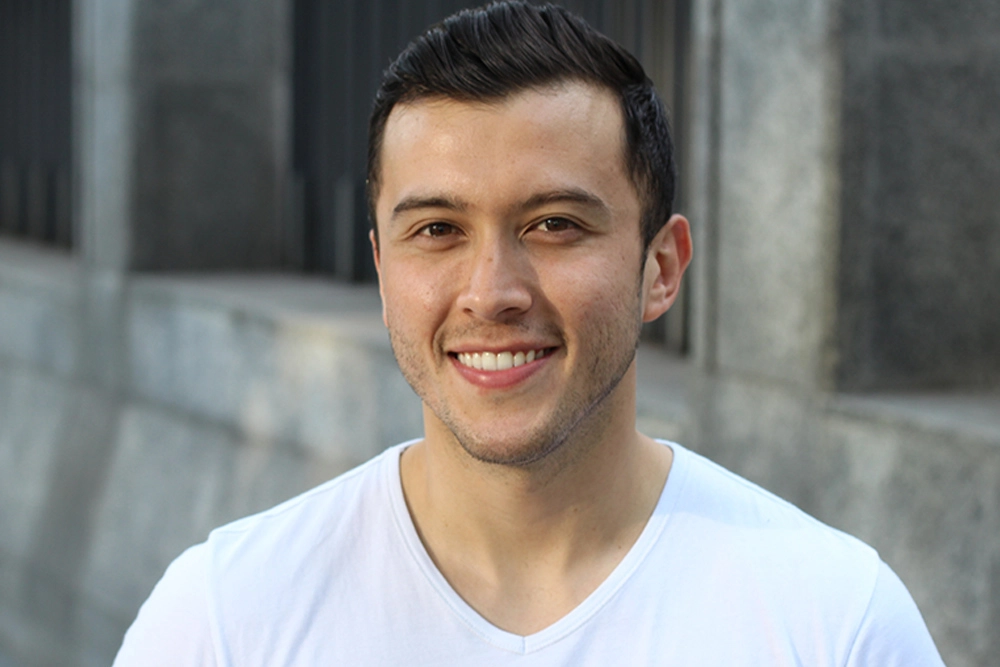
[366,1,676,250]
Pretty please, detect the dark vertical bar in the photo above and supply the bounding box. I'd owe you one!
[0,1,12,160]
[8,1,27,236]
[54,165,72,247]
[16,163,27,235]
[54,0,73,245]
[331,0,357,276]
[315,0,334,273]
[673,0,694,353]
[26,0,41,241]
[307,0,327,272]
[0,161,19,233]
[314,0,346,274]
[0,0,13,236]
[25,162,46,239]
[26,3,42,245]
[292,0,314,270]
[352,0,381,281]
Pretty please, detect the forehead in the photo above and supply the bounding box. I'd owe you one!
[376,82,635,222]
[386,80,622,134]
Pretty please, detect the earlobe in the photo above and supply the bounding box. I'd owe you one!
[641,214,693,323]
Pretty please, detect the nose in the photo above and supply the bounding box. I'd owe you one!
[455,236,533,321]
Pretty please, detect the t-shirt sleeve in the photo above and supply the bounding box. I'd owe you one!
[845,560,945,667]
[112,544,218,667]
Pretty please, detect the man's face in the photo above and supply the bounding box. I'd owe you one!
[373,82,661,466]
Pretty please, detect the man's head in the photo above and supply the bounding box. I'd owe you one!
[367,1,676,251]
[368,2,691,467]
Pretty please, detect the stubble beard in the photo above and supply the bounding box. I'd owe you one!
[386,296,645,471]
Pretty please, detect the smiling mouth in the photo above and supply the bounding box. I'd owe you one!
[453,348,551,371]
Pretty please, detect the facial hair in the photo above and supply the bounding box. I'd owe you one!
[385,272,646,470]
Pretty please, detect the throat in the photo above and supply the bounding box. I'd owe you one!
[399,433,673,636]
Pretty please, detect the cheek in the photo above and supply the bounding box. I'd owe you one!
[380,263,453,332]
[539,254,641,325]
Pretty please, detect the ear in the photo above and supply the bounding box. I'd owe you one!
[641,214,693,323]
[370,229,388,327]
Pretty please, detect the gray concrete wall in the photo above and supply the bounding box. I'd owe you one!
[837,0,1000,390]
[76,0,291,273]
[713,0,841,392]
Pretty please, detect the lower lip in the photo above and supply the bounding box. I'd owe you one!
[449,352,553,389]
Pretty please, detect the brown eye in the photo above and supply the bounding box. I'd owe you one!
[536,218,576,232]
[420,222,456,237]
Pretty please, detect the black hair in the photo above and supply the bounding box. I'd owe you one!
[367,1,676,250]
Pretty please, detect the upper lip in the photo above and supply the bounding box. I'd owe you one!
[446,343,558,355]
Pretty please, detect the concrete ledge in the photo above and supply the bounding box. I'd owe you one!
[831,391,1000,443]
[126,275,422,464]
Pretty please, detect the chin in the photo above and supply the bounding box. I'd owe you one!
[456,431,567,468]
[441,401,591,469]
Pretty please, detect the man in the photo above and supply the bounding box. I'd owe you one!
[115,2,944,664]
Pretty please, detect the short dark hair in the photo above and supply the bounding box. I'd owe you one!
[367,1,676,250]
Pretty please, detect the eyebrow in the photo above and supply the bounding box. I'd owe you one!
[390,187,609,222]
[391,195,469,220]
[515,188,610,217]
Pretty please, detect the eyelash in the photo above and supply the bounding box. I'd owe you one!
[417,222,457,238]
[414,217,579,241]
[533,217,577,233]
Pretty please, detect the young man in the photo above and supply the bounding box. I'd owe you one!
[116,3,944,664]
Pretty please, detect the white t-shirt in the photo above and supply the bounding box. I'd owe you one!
[114,441,944,666]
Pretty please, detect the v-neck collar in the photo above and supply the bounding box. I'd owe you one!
[383,439,692,655]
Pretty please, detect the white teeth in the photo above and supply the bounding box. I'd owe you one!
[482,351,497,371]
[497,351,513,370]
[456,348,548,370]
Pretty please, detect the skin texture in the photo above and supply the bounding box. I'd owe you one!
[372,82,692,634]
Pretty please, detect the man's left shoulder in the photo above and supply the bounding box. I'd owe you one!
[665,442,881,604]
[652,443,944,664]
[673,443,875,549]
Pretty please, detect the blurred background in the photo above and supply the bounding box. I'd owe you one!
[0,0,998,665]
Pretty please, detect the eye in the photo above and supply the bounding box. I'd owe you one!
[417,222,458,238]
[534,217,578,233]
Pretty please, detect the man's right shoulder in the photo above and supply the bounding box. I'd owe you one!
[115,442,413,666]
[206,441,408,567]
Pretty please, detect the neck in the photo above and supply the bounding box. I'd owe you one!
[399,364,672,634]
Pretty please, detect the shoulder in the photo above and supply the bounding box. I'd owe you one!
[654,443,944,662]
[113,544,217,667]
[115,443,410,665]
[846,561,945,665]
[663,446,880,648]
[667,441,879,569]
[208,443,404,563]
